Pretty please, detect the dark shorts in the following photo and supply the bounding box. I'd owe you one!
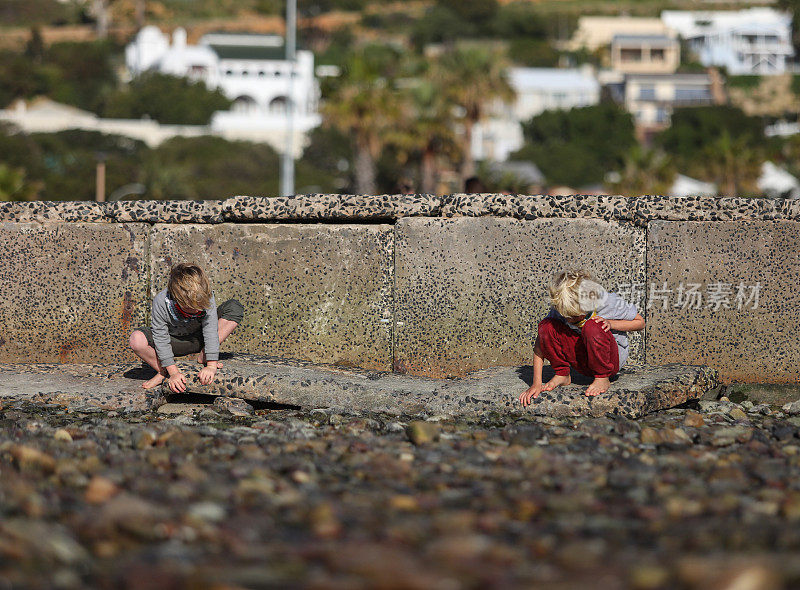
[135,299,244,357]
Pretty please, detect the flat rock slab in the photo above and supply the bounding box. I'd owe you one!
[0,355,718,419]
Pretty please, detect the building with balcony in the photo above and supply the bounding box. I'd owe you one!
[661,8,795,75]
[125,27,321,153]
[611,35,680,74]
[624,73,715,134]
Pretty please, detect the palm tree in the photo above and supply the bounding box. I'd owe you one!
[387,77,461,194]
[701,130,763,196]
[321,46,405,194]
[610,146,676,196]
[435,46,515,181]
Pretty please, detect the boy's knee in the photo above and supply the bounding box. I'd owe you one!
[581,319,610,342]
[129,330,147,350]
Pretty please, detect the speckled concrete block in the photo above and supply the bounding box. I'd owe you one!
[442,194,633,221]
[149,223,393,370]
[0,222,149,363]
[394,217,646,378]
[0,201,110,223]
[222,194,441,221]
[634,196,785,225]
[646,220,800,383]
[106,200,224,224]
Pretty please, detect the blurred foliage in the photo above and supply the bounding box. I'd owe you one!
[657,106,768,194]
[512,103,636,187]
[0,163,41,200]
[728,75,762,90]
[792,75,800,96]
[0,39,119,111]
[102,73,232,125]
[609,147,676,196]
[0,0,78,26]
[508,39,560,68]
[657,106,765,164]
[0,127,342,200]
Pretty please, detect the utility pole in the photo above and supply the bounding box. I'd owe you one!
[95,153,107,202]
[279,0,296,197]
[93,0,109,39]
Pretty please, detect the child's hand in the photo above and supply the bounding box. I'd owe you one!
[592,316,611,332]
[168,372,187,393]
[519,384,543,407]
[198,365,217,385]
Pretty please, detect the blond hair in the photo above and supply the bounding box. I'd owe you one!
[167,263,211,311]
[548,269,607,317]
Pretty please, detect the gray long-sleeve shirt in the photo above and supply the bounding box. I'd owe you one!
[151,288,219,367]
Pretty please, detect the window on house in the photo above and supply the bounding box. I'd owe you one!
[639,85,656,100]
[621,48,642,62]
[650,48,665,61]
[674,87,710,102]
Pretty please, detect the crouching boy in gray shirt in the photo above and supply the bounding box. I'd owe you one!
[129,263,244,392]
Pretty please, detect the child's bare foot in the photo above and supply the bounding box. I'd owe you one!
[142,373,165,389]
[542,374,571,391]
[585,377,611,397]
[196,351,223,368]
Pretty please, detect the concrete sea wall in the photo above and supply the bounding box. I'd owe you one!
[1,194,798,383]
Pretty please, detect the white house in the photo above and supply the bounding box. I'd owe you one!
[624,73,714,131]
[670,174,717,197]
[472,67,600,162]
[758,161,800,198]
[125,27,321,152]
[661,8,795,75]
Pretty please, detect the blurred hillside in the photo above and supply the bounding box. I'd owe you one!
[0,0,799,200]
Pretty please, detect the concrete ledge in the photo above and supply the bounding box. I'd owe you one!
[0,358,718,419]
[440,193,634,221]
[1,196,799,225]
[222,194,441,221]
[0,200,223,224]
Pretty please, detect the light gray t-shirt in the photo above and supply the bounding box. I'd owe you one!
[546,291,639,367]
[151,288,219,368]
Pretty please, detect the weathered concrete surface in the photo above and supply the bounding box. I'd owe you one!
[149,223,394,371]
[647,220,800,383]
[0,358,717,419]
[0,223,149,363]
[394,217,646,378]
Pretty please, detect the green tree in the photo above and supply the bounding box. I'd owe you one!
[321,45,405,194]
[609,147,676,196]
[657,105,766,188]
[436,46,515,180]
[142,136,281,199]
[102,73,232,125]
[0,164,41,201]
[512,103,636,188]
[0,40,118,112]
[386,76,460,194]
[702,130,763,196]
